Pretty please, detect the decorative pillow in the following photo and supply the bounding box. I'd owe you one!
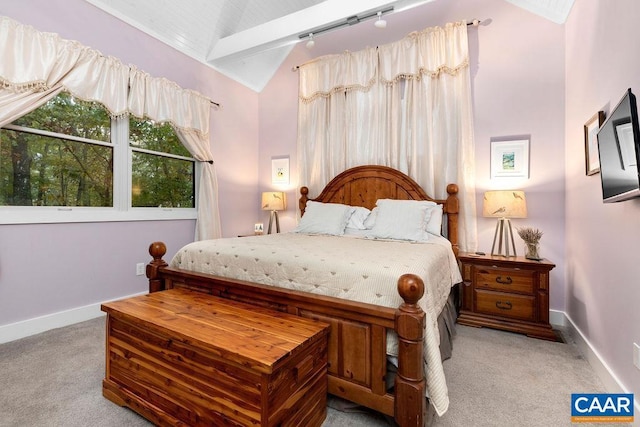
[363,207,378,229]
[346,206,371,230]
[293,201,355,236]
[426,204,444,236]
[367,199,434,242]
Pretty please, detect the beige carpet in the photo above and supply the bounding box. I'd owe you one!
[0,316,615,427]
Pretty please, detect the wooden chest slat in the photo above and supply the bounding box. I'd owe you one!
[102,288,330,426]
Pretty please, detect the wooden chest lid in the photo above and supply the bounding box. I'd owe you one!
[101,288,329,374]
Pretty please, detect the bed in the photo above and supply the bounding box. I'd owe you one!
[146,165,462,426]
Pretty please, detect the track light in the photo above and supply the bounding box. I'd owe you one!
[374,11,387,29]
[306,33,315,49]
[297,6,393,43]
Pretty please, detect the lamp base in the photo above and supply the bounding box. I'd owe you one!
[267,211,280,234]
[490,218,517,257]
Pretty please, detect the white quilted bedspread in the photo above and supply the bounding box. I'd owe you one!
[170,233,462,416]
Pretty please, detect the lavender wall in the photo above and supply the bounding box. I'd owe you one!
[565,0,640,400]
[259,0,567,311]
[0,0,260,328]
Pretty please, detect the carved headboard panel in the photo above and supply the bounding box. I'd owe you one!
[298,165,459,255]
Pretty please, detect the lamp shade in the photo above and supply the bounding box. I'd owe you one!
[482,190,527,218]
[261,192,285,211]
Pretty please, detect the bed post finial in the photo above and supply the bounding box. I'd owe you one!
[445,183,460,257]
[299,186,309,216]
[148,242,168,293]
[395,273,427,427]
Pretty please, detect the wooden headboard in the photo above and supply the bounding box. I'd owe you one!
[298,165,459,255]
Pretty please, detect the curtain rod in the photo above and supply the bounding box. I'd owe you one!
[210,100,222,110]
[291,19,483,72]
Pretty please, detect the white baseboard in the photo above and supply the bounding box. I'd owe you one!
[0,291,147,344]
[552,310,640,424]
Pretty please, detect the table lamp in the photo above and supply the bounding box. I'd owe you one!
[483,190,527,257]
[261,191,285,234]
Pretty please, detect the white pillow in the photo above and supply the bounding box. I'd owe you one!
[294,201,355,236]
[426,204,444,236]
[367,199,434,242]
[363,207,378,229]
[346,206,371,230]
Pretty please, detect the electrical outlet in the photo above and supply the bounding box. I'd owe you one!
[136,263,145,276]
[634,343,640,370]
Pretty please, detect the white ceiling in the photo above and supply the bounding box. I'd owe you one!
[84,0,575,92]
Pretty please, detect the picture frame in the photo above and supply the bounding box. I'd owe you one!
[584,111,605,175]
[490,139,530,179]
[271,156,289,185]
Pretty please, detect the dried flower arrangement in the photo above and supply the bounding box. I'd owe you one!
[516,227,543,244]
[516,227,543,260]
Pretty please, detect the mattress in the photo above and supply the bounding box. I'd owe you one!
[170,232,462,416]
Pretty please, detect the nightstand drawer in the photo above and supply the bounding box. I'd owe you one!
[475,266,534,294]
[474,289,535,321]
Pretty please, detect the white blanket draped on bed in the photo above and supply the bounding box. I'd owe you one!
[170,233,462,416]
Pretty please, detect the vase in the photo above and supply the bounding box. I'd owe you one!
[525,242,541,260]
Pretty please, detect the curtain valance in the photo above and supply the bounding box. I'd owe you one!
[298,21,470,99]
[378,21,469,83]
[298,47,377,102]
[128,68,210,137]
[0,16,129,117]
[0,16,211,134]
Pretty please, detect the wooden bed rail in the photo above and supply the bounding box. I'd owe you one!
[146,241,428,427]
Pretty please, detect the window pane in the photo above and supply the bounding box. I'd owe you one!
[129,117,190,157]
[131,151,194,208]
[0,129,113,206]
[13,92,111,142]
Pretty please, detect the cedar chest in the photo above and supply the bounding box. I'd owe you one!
[101,288,330,426]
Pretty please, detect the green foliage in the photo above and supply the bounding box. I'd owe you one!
[0,92,195,208]
[129,117,194,208]
[1,93,112,206]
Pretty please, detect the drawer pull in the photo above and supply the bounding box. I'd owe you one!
[495,301,513,310]
[495,276,513,285]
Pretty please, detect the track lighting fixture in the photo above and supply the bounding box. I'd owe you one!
[374,11,387,29]
[306,33,315,49]
[297,6,393,46]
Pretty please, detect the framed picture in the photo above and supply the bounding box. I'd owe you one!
[490,139,530,179]
[271,156,289,185]
[584,111,605,175]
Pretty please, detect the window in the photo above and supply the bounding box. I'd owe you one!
[129,117,195,208]
[0,92,196,223]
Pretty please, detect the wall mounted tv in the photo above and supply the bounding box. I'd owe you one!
[597,88,640,203]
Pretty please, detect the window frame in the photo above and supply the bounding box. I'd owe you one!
[0,110,198,225]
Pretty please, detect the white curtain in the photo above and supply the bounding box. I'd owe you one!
[0,16,221,240]
[297,21,477,251]
[0,16,129,126]
[129,68,221,240]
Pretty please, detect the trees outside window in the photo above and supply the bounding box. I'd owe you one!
[0,92,196,221]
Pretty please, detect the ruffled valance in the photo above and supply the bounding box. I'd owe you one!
[0,16,211,133]
[128,68,210,137]
[378,21,469,84]
[298,21,469,100]
[298,47,377,103]
[0,16,129,117]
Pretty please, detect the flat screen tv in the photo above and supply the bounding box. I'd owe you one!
[597,88,640,203]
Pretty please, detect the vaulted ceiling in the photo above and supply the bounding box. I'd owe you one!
[84,0,575,92]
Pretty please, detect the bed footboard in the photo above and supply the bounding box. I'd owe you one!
[147,241,428,426]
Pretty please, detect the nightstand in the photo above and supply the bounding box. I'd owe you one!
[457,253,559,341]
